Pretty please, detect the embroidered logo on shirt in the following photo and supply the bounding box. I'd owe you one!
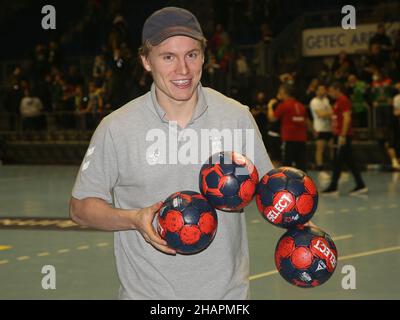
[82,160,91,171]
[82,145,95,171]
[86,146,95,157]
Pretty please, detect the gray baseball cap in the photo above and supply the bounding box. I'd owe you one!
[142,7,206,46]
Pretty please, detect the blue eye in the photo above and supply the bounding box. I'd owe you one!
[163,55,174,62]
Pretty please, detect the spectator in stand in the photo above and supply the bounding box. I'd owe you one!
[74,85,89,130]
[250,91,268,148]
[304,78,320,105]
[370,69,393,129]
[369,23,393,61]
[215,30,233,94]
[3,66,25,129]
[309,84,333,178]
[19,87,45,131]
[48,41,62,69]
[279,72,296,86]
[33,73,53,114]
[209,24,228,53]
[253,23,273,77]
[203,50,220,89]
[331,50,356,83]
[388,31,400,83]
[108,47,130,108]
[235,52,250,103]
[346,74,369,128]
[381,79,400,170]
[392,82,400,165]
[370,71,399,171]
[110,15,131,49]
[322,82,367,195]
[265,95,282,168]
[361,43,387,82]
[78,81,105,129]
[93,54,108,84]
[50,72,64,112]
[32,43,49,82]
[66,65,84,87]
[268,84,309,172]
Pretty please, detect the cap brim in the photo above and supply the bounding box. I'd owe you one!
[148,26,205,46]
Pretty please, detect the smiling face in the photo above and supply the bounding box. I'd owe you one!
[140,36,204,105]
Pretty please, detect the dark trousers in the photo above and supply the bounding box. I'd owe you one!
[329,136,365,189]
[282,141,307,172]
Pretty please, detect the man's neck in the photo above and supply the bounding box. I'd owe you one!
[155,87,198,129]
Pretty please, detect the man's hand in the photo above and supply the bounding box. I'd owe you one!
[132,202,176,255]
[268,98,278,107]
[303,220,319,229]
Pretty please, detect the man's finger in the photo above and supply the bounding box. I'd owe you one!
[141,231,151,243]
[147,226,168,246]
[150,241,176,255]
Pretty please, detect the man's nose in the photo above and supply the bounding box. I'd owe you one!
[176,58,189,75]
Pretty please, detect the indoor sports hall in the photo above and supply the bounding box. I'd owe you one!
[0,0,399,300]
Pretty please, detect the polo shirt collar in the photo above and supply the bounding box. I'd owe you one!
[150,82,208,124]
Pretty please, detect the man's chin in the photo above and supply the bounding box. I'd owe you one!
[169,90,197,102]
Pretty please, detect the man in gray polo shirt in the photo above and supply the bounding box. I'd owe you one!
[70,7,273,299]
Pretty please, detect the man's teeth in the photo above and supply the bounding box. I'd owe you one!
[172,80,190,85]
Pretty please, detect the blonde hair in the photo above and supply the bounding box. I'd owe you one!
[138,38,207,58]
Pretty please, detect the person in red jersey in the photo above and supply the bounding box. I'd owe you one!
[268,84,309,172]
[322,82,368,196]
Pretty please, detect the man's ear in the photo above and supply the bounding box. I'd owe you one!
[140,55,152,72]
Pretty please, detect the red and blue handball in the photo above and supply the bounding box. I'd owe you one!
[199,151,259,212]
[156,191,218,254]
[256,167,318,228]
[275,226,338,288]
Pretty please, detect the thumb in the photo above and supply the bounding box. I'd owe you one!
[150,201,163,213]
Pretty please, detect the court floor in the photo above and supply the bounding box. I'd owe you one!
[0,165,399,299]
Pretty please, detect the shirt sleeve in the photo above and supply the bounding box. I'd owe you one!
[274,102,284,120]
[309,99,319,116]
[71,118,119,204]
[340,97,351,113]
[242,107,274,177]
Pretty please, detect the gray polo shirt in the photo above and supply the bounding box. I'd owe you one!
[72,83,273,300]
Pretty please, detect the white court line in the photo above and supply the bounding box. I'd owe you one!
[77,245,90,250]
[331,234,353,241]
[17,256,30,261]
[57,249,70,254]
[339,246,400,261]
[37,252,50,257]
[96,243,109,247]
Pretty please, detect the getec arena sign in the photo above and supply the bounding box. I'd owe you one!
[302,22,400,56]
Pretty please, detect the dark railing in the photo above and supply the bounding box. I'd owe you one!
[0,111,112,135]
[0,107,387,141]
